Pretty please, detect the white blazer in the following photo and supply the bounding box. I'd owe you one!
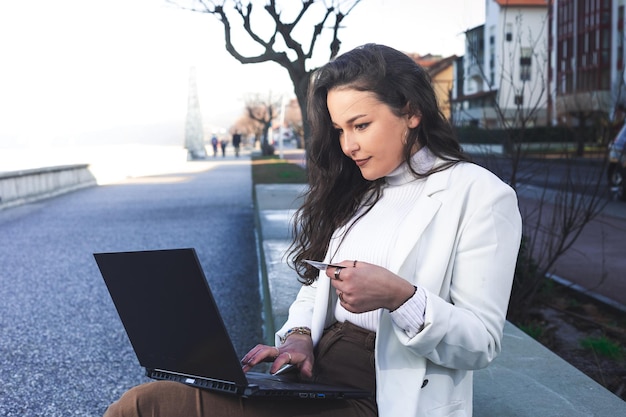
[276,161,522,417]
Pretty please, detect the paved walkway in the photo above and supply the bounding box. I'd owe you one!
[0,146,260,416]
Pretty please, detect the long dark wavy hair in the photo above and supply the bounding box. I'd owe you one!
[289,44,470,285]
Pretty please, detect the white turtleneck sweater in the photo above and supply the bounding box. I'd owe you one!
[329,148,436,338]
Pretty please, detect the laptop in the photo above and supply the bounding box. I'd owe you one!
[94,248,371,400]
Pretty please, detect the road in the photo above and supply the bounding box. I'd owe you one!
[472,154,613,196]
[0,156,261,416]
[473,153,626,308]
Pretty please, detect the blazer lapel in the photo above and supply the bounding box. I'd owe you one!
[388,166,452,274]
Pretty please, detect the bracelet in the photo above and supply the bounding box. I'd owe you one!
[279,326,311,344]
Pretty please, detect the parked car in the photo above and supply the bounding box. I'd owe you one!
[608,124,626,201]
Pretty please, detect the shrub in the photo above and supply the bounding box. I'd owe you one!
[580,336,624,360]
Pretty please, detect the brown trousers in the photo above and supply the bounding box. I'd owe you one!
[104,321,377,417]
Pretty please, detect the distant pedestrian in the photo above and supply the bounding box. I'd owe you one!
[220,138,228,157]
[232,133,242,157]
[211,135,218,157]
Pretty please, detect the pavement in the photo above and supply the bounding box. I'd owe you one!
[255,148,626,414]
[0,145,261,416]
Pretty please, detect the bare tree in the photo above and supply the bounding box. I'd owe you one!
[167,0,362,146]
[283,97,304,146]
[243,92,282,154]
[230,113,264,147]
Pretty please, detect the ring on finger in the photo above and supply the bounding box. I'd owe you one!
[273,346,280,359]
[334,267,343,281]
[286,352,292,364]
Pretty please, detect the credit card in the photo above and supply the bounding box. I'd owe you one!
[304,260,343,271]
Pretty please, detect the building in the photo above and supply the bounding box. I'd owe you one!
[453,0,550,128]
[408,53,458,120]
[548,0,626,131]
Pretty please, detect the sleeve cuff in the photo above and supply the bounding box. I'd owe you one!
[389,286,427,338]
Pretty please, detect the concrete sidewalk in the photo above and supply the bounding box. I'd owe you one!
[254,182,626,415]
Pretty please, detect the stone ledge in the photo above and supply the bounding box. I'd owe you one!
[254,183,626,415]
[0,164,97,210]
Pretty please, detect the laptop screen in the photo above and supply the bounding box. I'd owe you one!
[95,249,248,386]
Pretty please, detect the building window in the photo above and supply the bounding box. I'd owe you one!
[506,23,513,42]
[520,47,532,81]
[567,0,612,92]
[514,94,524,105]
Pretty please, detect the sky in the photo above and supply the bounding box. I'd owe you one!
[0,0,484,149]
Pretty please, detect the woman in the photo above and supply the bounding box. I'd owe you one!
[104,44,522,417]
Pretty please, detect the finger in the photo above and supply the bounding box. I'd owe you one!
[265,346,281,363]
[299,359,314,379]
[270,346,280,359]
[240,344,264,365]
[338,291,346,304]
[269,352,293,374]
[324,260,351,279]
[333,266,343,281]
[325,266,340,280]
[241,345,278,368]
[330,276,341,291]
